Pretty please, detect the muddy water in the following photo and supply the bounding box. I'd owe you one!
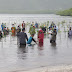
[0,14,72,72]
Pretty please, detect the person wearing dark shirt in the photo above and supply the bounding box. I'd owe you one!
[3,27,7,36]
[17,25,21,36]
[18,28,28,46]
[42,27,46,33]
[68,27,72,36]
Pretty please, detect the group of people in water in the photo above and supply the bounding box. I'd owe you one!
[0,21,72,47]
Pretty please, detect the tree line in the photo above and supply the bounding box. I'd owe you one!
[56,8,72,16]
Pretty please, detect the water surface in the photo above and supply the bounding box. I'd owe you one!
[0,14,72,72]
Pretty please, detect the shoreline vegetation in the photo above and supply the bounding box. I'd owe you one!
[56,8,72,16]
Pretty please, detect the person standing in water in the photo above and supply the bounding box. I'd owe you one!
[50,29,57,43]
[27,34,37,44]
[38,27,44,47]
[11,24,16,36]
[68,27,72,36]
[35,22,38,28]
[1,23,5,31]
[19,28,28,47]
[42,26,46,33]
[38,27,44,43]
[22,21,25,29]
[17,25,21,36]
[3,27,7,37]
[29,25,36,35]
[6,27,9,35]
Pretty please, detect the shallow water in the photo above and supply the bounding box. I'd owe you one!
[0,14,72,72]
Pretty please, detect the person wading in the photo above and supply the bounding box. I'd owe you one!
[19,28,28,47]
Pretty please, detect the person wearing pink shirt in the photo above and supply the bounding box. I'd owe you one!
[38,28,44,43]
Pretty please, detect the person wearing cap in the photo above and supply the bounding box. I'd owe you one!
[27,34,37,44]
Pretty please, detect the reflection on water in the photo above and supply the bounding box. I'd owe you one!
[38,43,43,48]
[68,36,72,40]
[17,47,28,60]
[44,34,47,38]
[51,42,56,47]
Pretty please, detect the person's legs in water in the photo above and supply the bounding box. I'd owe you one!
[50,40,52,43]
[20,43,26,48]
[38,42,43,47]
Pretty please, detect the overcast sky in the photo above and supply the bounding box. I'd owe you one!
[0,0,72,10]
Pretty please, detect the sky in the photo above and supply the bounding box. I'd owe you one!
[0,0,72,10]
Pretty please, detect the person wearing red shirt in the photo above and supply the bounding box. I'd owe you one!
[38,28,44,43]
[22,21,25,29]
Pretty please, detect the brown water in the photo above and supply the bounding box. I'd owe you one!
[0,14,72,72]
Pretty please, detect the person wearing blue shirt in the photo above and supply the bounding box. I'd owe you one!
[1,23,4,31]
[27,34,37,44]
[35,22,38,28]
